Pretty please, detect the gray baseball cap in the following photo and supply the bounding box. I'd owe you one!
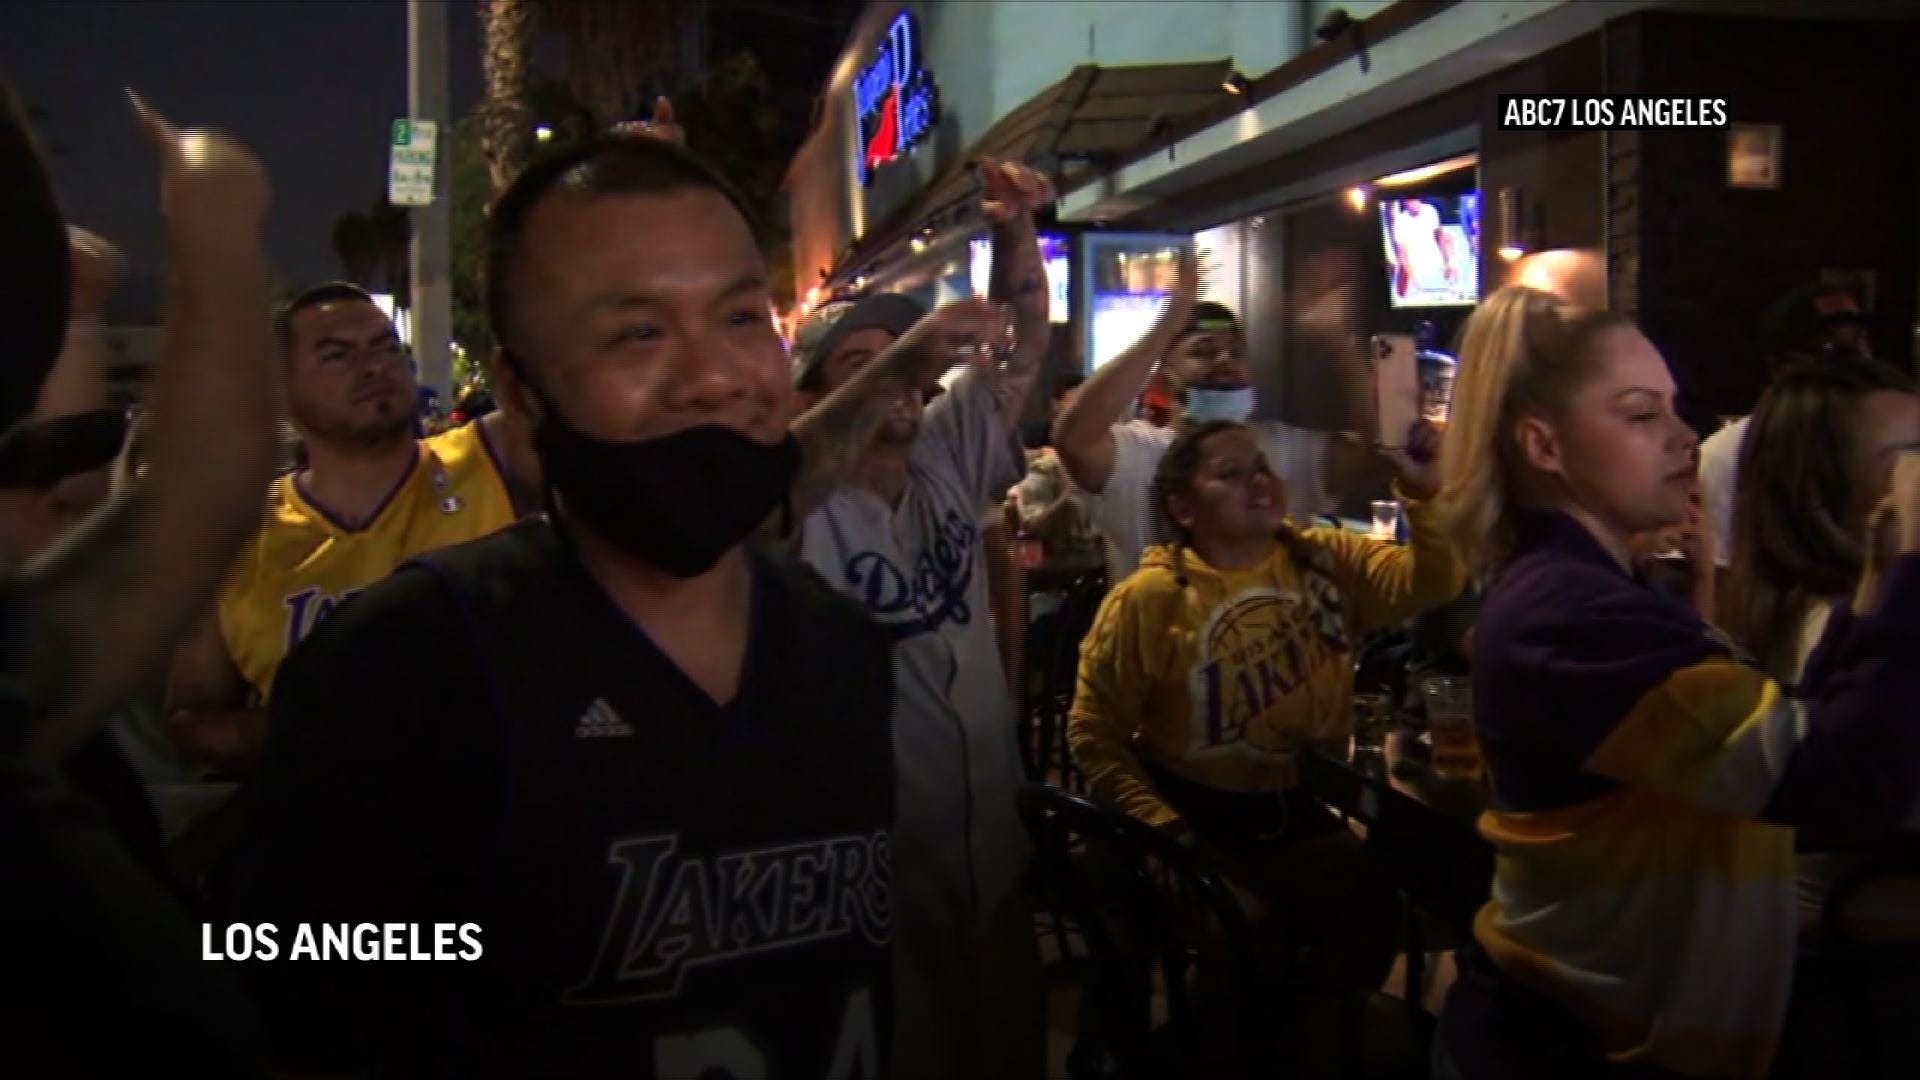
[791,292,928,389]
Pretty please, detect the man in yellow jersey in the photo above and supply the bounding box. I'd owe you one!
[163,283,530,772]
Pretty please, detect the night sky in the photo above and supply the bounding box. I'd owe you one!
[0,0,487,298]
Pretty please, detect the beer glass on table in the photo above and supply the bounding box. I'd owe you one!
[1421,676,1482,782]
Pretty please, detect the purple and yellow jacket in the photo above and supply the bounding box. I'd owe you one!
[1446,509,1920,1078]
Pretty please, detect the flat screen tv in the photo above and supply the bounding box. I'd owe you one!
[1380,193,1479,308]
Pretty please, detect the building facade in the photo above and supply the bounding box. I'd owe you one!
[786,0,1920,431]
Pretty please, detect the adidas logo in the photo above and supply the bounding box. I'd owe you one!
[574,698,634,739]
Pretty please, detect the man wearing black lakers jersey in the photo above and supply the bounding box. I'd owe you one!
[233,138,900,1076]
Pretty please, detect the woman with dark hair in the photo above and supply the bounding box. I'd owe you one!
[1719,351,1920,1078]
[1724,354,1920,689]
[1068,418,1465,1075]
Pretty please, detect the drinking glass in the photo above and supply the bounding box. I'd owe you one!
[1370,500,1402,542]
[1421,676,1483,781]
[1351,692,1393,760]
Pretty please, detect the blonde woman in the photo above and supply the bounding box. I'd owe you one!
[1433,285,1920,1079]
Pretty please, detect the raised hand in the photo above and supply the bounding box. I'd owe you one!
[1155,246,1201,342]
[978,156,1054,224]
[1885,448,1920,555]
[884,296,1017,389]
[68,227,125,316]
[1383,419,1443,499]
[128,90,269,232]
[1857,449,1920,615]
[613,96,686,145]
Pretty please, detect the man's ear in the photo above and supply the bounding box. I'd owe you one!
[487,348,541,427]
[1513,413,1564,476]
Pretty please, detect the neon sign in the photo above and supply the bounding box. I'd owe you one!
[854,11,939,186]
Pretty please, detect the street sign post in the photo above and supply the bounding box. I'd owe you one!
[388,118,437,207]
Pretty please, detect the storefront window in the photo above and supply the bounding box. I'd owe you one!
[969,233,1071,323]
[1081,233,1189,371]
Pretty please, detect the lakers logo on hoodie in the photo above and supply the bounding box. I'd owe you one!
[1189,579,1348,754]
[1067,498,1466,825]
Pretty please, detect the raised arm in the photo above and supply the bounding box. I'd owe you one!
[775,298,1011,534]
[1052,250,1196,494]
[1320,422,1465,633]
[32,229,123,417]
[22,96,279,763]
[980,158,1052,432]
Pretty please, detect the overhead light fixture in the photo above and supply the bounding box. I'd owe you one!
[534,124,554,143]
[1375,153,1478,189]
[1346,186,1369,212]
[1222,72,1250,95]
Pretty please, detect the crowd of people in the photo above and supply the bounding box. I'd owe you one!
[4,68,1919,1080]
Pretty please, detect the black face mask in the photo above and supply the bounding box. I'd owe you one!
[520,373,798,578]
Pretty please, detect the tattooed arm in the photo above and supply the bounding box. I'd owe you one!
[764,298,1012,543]
[21,98,278,764]
[981,158,1052,431]
[762,161,1051,542]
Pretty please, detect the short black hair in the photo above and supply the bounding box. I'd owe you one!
[483,136,762,355]
[275,281,379,360]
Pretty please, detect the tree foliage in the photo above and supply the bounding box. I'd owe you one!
[540,0,692,129]
[443,1,800,364]
[480,0,538,197]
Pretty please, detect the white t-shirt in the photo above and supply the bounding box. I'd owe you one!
[1083,419,1332,581]
[1698,415,1749,570]
[797,366,1029,931]
[1393,202,1448,293]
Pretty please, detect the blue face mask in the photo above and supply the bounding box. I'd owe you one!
[1181,385,1256,424]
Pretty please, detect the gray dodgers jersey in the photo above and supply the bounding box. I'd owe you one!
[798,366,1030,930]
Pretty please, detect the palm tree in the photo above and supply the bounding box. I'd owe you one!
[329,211,380,287]
[368,199,412,305]
[539,0,691,129]
[481,0,538,195]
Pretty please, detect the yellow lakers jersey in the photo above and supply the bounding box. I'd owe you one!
[218,420,517,699]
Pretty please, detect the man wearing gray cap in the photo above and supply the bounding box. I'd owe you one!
[789,159,1052,1079]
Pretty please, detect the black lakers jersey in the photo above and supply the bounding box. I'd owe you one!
[233,520,897,1078]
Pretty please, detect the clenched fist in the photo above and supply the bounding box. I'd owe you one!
[977,156,1054,225]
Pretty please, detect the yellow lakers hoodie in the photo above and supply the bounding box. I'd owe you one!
[1069,491,1466,829]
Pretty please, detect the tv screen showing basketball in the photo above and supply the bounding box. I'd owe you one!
[1381,194,1480,308]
